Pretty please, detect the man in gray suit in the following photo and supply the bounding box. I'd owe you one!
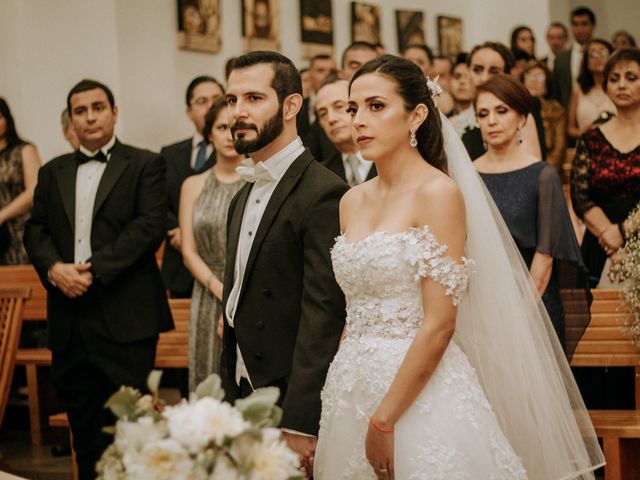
[553,6,596,109]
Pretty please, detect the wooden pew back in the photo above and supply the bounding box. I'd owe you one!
[0,265,47,321]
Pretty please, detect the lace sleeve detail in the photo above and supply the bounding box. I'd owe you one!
[406,226,474,306]
[570,137,595,218]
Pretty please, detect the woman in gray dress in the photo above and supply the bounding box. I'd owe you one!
[179,97,245,390]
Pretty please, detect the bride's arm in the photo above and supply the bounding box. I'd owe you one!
[365,177,466,475]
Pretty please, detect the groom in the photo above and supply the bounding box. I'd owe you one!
[222,51,347,473]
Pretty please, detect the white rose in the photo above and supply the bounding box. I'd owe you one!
[164,397,248,452]
[124,438,194,480]
[230,431,300,480]
[209,456,241,480]
[114,416,167,455]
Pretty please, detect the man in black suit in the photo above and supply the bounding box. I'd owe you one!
[553,7,596,109]
[222,51,347,476]
[297,54,336,139]
[24,79,173,479]
[314,75,376,185]
[160,76,224,298]
[543,22,569,71]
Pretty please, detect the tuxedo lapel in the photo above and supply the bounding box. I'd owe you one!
[241,152,312,292]
[223,183,252,301]
[55,157,78,231]
[93,142,130,218]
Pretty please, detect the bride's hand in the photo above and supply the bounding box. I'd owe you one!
[365,420,394,479]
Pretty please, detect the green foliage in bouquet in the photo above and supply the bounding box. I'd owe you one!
[96,371,303,480]
[610,203,640,350]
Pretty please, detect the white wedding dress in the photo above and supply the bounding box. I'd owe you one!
[314,226,527,479]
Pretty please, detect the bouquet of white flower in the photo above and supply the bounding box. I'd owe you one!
[97,371,303,480]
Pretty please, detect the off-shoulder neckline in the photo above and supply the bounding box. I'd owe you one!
[338,225,433,248]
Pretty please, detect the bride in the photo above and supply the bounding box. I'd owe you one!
[313,55,604,479]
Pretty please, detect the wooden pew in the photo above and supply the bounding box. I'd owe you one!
[0,265,48,445]
[571,289,640,480]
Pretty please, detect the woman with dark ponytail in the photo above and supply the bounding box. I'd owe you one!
[314,55,603,479]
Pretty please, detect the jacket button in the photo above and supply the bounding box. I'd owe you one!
[262,288,271,298]
[254,352,262,359]
[256,320,265,329]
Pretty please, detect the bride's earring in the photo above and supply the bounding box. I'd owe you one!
[482,138,487,150]
[516,127,523,145]
[409,128,417,148]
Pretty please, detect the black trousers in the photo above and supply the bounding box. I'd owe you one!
[51,290,157,480]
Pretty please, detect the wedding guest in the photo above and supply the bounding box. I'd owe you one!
[522,61,567,172]
[611,30,637,51]
[300,68,311,99]
[511,25,536,57]
[544,22,569,71]
[511,47,535,79]
[401,43,434,78]
[339,41,378,81]
[448,58,474,119]
[567,39,615,140]
[179,97,245,390]
[459,42,544,160]
[60,108,80,150]
[0,98,41,264]
[160,75,223,298]
[554,6,597,109]
[433,55,453,92]
[298,54,336,138]
[571,48,640,287]
[314,75,376,185]
[24,79,173,480]
[474,74,589,354]
[222,51,347,475]
[402,44,455,115]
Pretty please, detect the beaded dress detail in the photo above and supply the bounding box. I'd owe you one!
[314,226,527,479]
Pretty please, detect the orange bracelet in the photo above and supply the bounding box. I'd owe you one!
[369,417,394,433]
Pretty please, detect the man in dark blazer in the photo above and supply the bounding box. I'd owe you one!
[553,7,596,109]
[160,76,223,298]
[24,79,173,480]
[314,75,376,185]
[222,51,347,475]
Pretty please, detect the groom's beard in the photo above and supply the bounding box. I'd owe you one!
[231,104,284,154]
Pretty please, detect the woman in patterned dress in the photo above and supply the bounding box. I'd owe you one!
[0,98,41,264]
[571,48,640,286]
[179,97,245,390]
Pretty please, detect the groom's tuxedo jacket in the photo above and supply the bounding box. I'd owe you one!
[24,140,174,354]
[221,149,348,435]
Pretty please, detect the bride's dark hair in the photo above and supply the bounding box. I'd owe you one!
[349,54,447,173]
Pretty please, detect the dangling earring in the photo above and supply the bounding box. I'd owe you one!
[482,139,487,151]
[409,128,417,148]
[516,127,524,145]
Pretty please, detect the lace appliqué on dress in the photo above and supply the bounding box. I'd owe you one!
[404,226,474,306]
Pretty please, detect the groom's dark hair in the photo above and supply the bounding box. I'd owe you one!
[231,51,303,105]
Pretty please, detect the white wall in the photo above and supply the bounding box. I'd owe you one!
[0,0,554,162]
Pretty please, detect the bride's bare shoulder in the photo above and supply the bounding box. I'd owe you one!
[414,171,465,228]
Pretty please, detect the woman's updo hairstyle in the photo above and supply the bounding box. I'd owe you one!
[474,74,533,118]
[349,54,447,173]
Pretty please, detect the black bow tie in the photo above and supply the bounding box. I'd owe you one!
[76,149,108,164]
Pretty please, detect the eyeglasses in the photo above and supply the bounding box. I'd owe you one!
[588,50,609,59]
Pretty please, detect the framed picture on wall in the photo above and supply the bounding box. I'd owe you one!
[176,0,221,53]
[242,0,280,52]
[437,15,464,57]
[395,9,425,53]
[299,0,334,59]
[351,1,381,45]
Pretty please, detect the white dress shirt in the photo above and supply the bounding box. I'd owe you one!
[225,137,305,386]
[341,151,373,186]
[190,133,213,169]
[74,136,116,263]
